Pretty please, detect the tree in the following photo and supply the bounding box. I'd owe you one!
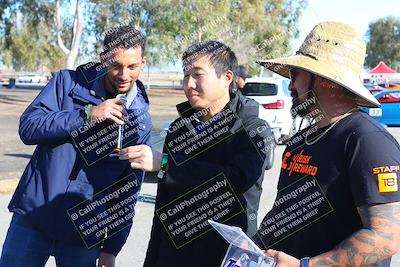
[0,4,65,71]
[365,16,400,71]
[55,0,84,69]
[225,0,306,72]
[125,0,306,70]
[143,0,232,65]
[8,26,38,70]
[87,0,307,68]
[1,0,308,72]
[0,0,83,70]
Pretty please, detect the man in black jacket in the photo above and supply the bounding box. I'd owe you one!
[120,40,274,267]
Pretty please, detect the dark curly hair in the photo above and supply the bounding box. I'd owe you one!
[103,25,146,57]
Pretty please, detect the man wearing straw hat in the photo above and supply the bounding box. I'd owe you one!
[254,22,400,266]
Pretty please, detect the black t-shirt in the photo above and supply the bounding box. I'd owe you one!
[255,111,400,267]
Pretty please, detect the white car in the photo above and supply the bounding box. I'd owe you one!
[18,74,46,83]
[241,77,295,143]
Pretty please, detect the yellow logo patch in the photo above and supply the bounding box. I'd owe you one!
[378,173,398,193]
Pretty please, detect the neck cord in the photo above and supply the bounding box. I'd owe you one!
[305,107,359,146]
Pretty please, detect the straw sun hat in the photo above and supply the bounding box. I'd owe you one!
[257,21,380,108]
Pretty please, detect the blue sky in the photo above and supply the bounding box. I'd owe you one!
[293,0,400,49]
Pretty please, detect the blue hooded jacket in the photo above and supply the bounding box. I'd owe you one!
[8,63,152,256]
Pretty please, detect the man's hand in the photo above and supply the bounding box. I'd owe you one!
[119,145,162,172]
[97,252,115,267]
[265,249,300,267]
[91,98,125,125]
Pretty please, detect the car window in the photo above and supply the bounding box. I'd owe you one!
[242,83,278,96]
[282,80,291,96]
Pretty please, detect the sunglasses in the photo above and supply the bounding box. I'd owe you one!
[289,69,299,83]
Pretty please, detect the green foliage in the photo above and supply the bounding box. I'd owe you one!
[8,27,37,70]
[141,0,233,67]
[225,0,306,71]
[1,0,308,71]
[0,0,65,71]
[5,22,65,71]
[77,0,307,69]
[365,16,400,71]
[2,49,12,67]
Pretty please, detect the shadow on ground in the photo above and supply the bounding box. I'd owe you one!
[3,153,32,159]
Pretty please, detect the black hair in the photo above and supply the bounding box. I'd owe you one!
[182,40,238,93]
[102,25,146,58]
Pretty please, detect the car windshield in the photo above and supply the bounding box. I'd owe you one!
[242,82,278,96]
[282,80,291,96]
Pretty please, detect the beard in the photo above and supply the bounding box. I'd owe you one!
[290,90,316,118]
[104,75,134,97]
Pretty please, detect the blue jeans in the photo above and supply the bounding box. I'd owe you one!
[0,213,100,267]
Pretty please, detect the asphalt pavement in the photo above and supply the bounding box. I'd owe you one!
[1,131,400,265]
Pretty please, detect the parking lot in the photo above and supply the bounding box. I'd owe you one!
[1,87,400,266]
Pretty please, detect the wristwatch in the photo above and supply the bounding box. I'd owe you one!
[300,257,310,267]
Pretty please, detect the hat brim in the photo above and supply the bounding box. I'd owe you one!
[257,55,380,108]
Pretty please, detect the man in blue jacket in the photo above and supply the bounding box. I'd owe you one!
[0,25,152,267]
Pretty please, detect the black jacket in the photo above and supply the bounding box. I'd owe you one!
[144,91,274,267]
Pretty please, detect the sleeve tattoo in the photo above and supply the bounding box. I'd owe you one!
[309,202,400,266]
